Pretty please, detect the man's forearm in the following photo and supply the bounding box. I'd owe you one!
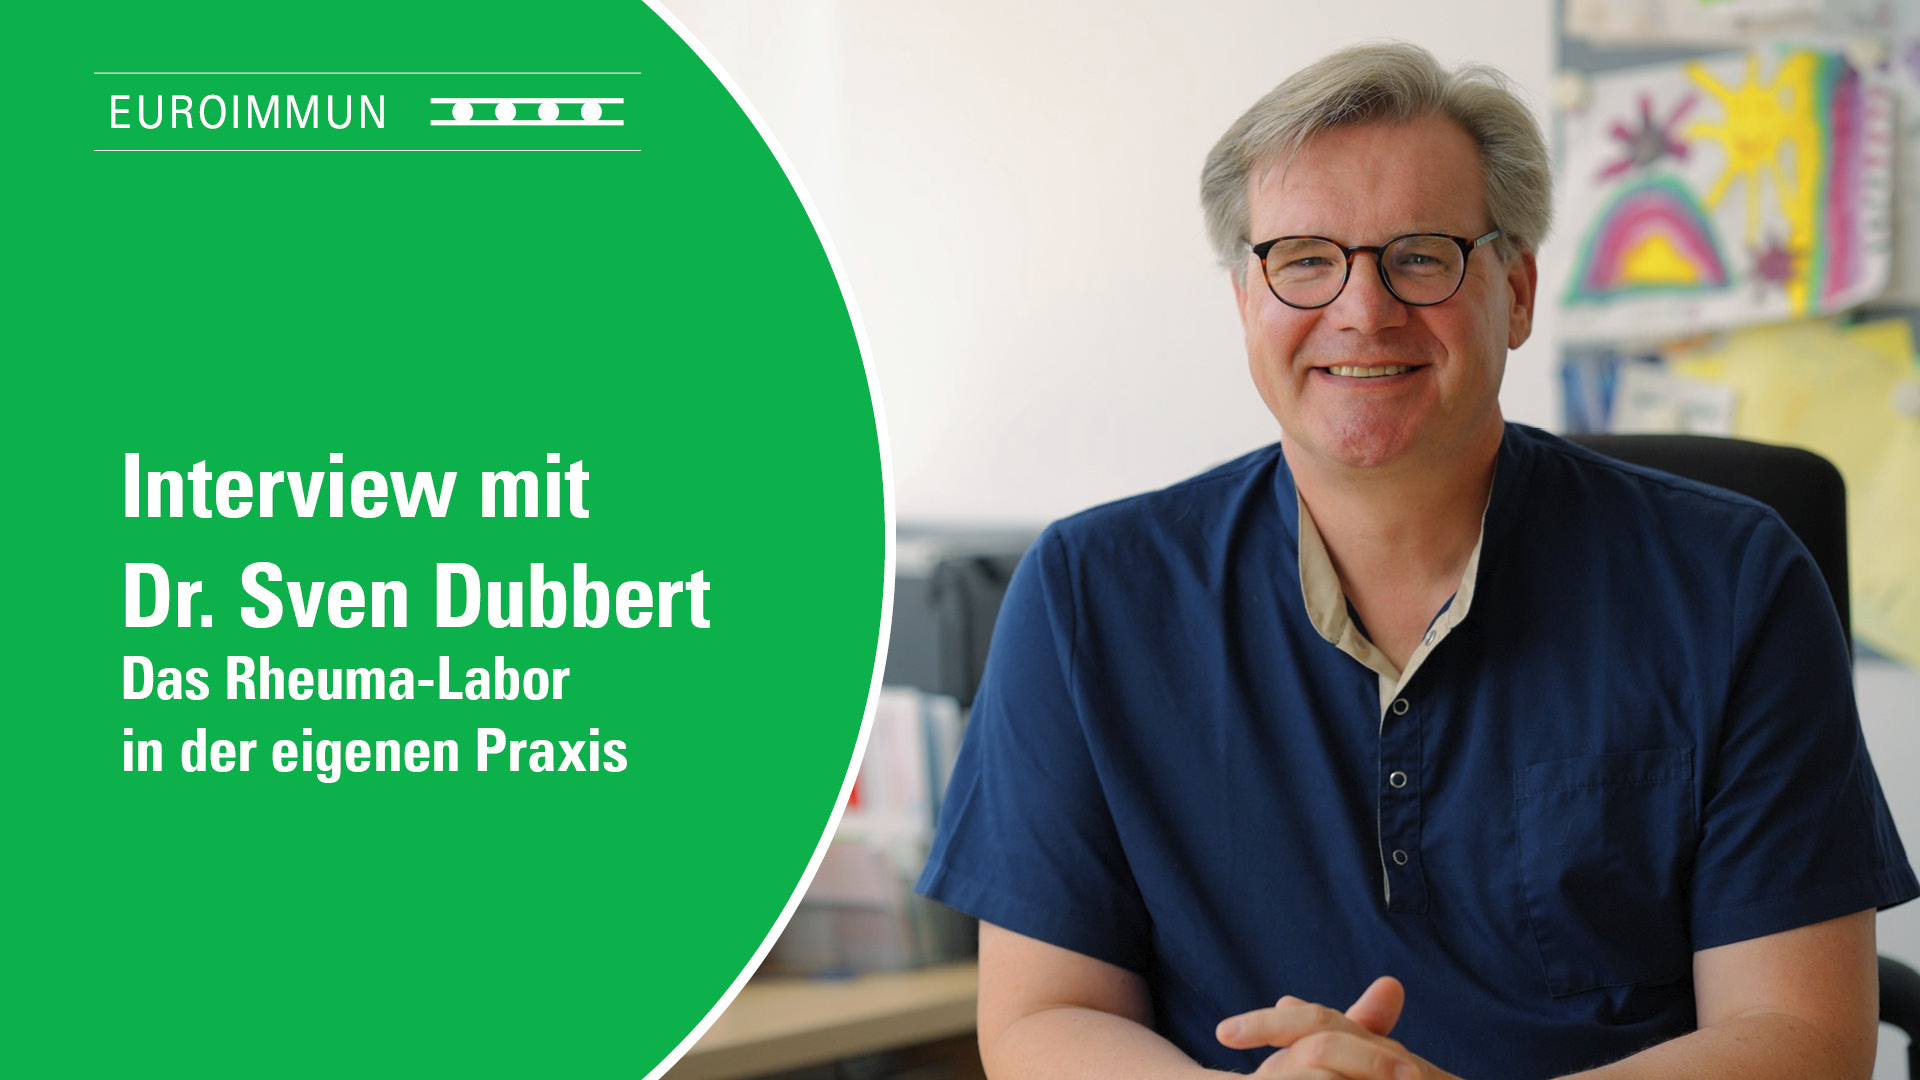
[1564,1009,1872,1080]
[986,1003,1227,1080]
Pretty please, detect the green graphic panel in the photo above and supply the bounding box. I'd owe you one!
[6,3,885,1076]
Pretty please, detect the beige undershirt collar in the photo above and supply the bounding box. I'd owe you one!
[1296,491,1488,713]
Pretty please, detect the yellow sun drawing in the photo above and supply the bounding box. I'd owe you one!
[1685,52,1823,311]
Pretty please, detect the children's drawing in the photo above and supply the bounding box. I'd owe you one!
[1556,45,1892,342]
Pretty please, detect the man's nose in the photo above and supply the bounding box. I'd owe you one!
[1327,252,1409,333]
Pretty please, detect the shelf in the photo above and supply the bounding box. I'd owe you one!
[666,961,980,1080]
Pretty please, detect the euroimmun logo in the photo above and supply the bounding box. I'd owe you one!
[95,73,634,146]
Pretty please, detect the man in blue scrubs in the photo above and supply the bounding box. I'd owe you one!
[917,42,1915,1080]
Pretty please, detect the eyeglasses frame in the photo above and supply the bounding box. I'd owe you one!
[1246,229,1503,310]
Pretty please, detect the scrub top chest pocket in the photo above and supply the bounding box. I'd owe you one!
[1514,748,1696,997]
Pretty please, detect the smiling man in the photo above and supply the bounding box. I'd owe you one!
[916,42,1916,1080]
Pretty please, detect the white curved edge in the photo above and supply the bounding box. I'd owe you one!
[637,4,901,1080]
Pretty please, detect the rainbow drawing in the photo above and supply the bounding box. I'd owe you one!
[1565,175,1730,305]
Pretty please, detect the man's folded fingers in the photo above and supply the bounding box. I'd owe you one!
[1253,1062,1344,1080]
[1217,1001,1358,1049]
[1252,1031,1412,1080]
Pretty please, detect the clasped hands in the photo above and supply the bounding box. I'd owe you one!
[1215,976,1463,1080]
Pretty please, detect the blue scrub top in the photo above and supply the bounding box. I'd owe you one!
[917,424,1916,1079]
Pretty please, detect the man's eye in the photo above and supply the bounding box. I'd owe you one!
[1393,252,1455,276]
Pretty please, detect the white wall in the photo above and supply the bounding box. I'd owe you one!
[664,0,1559,527]
[1863,658,1920,1080]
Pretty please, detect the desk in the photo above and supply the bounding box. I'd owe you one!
[667,961,980,1080]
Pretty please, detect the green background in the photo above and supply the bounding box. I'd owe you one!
[6,3,886,1075]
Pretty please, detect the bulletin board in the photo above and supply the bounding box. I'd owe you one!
[1553,0,1920,668]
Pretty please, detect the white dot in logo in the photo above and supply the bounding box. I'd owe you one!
[581,100,602,122]
[495,101,517,122]
[538,101,559,122]
[452,101,473,122]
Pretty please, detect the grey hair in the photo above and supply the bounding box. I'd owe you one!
[1200,41,1551,281]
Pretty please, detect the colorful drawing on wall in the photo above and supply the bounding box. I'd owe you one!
[1555,45,1893,343]
[1566,176,1730,302]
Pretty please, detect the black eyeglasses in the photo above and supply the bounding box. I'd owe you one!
[1247,230,1502,309]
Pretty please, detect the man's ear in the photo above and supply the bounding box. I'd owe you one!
[1506,250,1538,350]
[1232,269,1254,330]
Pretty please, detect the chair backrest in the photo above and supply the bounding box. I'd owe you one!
[1565,434,1850,654]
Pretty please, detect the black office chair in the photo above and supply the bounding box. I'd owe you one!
[1569,433,1920,1076]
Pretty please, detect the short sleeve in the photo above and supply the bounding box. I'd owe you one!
[1689,515,1918,950]
[915,526,1153,971]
